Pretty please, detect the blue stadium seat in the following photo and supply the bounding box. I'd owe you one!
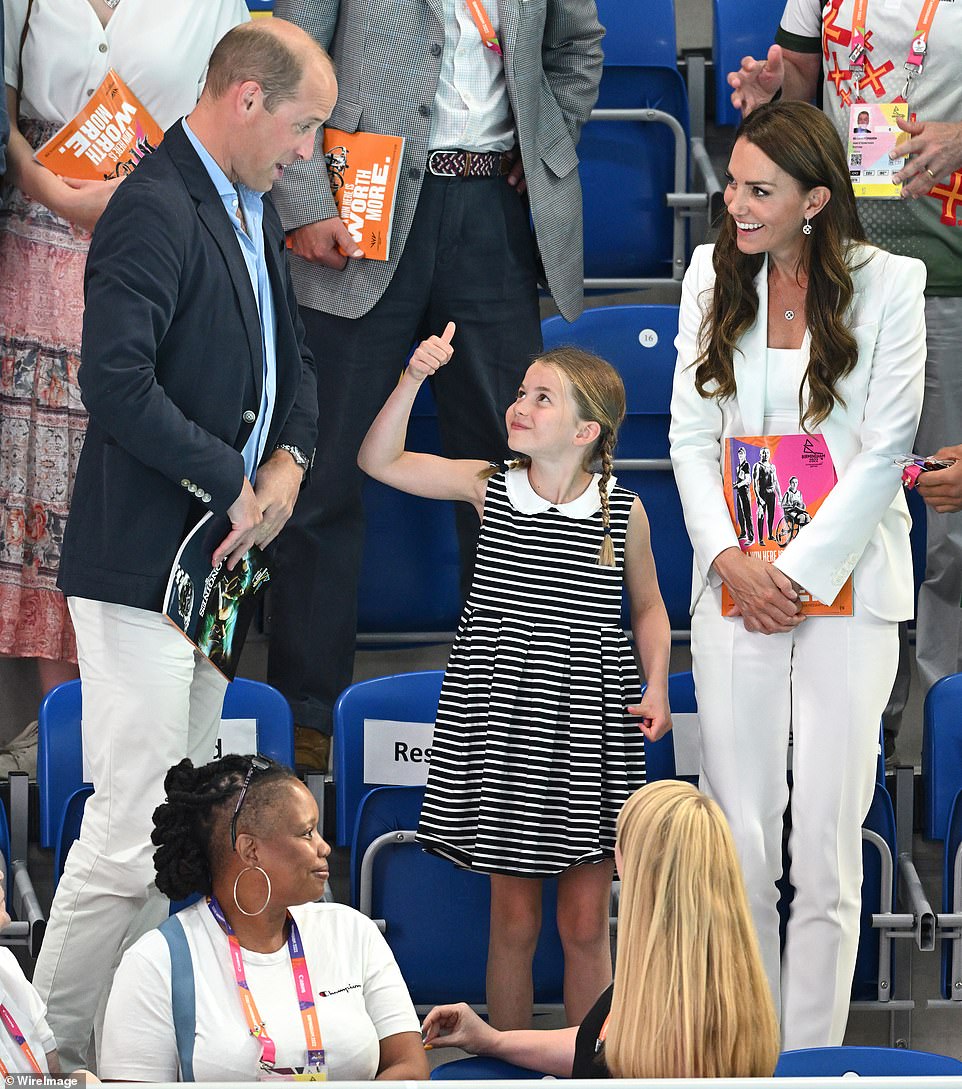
[775,1045,962,1076]
[332,670,444,848]
[38,677,296,884]
[922,673,962,841]
[541,304,691,633]
[712,0,785,128]
[581,0,692,287]
[355,785,564,1008]
[357,378,461,639]
[246,1,273,12]
[429,1058,545,1080]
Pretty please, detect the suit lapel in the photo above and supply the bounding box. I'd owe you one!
[166,123,263,397]
[497,0,521,69]
[423,0,443,31]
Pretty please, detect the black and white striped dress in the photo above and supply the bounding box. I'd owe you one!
[416,468,647,878]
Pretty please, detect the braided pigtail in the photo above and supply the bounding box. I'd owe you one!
[596,430,616,567]
[478,456,531,480]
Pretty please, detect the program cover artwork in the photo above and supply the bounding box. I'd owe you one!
[164,513,271,681]
[721,434,853,616]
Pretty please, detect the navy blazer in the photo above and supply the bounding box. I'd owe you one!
[59,120,318,611]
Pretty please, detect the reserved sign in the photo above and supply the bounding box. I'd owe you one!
[363,717,436,786]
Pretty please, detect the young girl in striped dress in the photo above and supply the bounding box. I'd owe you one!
[358,323,672,1031]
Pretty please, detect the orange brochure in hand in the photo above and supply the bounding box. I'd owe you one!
[34,69,163,181]
[322,128,405,260]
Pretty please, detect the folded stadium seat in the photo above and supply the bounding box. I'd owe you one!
[775,1045,962,1076]
[712,0,786,128]
[37,677,296,889]
[542,304,692,636]
[332,670,444,850]
[580,0,699,290]
[920,674,962,1011]
[355,784,564,1010]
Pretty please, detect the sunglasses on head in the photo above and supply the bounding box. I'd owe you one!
[229,754,272,850]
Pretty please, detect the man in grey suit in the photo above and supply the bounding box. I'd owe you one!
[270,0,604,767]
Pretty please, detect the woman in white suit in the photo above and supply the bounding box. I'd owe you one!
[670,100,926,1049]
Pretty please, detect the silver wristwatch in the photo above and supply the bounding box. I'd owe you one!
[275,443,311,472]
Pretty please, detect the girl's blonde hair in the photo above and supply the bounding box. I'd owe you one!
[483,347,627,565]
[605,781,779,1079]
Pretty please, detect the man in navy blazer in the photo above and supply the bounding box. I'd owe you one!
[33,21,336,1069]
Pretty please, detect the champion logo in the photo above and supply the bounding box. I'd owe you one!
[317,983,362,998]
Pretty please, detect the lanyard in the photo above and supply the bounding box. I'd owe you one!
[466,0,502,56]
[208,897,325,1074]
[0,1004,44,1077]
[845,0,939,100]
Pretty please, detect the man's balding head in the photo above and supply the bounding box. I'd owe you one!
[205,19,335,113]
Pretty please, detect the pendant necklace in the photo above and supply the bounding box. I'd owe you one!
[103,0,122,8]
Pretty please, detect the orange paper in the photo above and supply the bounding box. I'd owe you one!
[34,69,163,181]
[322,128,404,261]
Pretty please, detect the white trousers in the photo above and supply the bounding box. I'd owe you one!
[692,587,898,1049]
[32,598,228,1071]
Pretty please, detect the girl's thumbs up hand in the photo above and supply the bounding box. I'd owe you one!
[407,322,456,382]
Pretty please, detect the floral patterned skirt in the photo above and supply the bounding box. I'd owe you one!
[0,120,89,661]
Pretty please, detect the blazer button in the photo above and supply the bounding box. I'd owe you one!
[243,410,256,424]
[181,479,190,488]
[418,104,431,117]
[429,42,442,56]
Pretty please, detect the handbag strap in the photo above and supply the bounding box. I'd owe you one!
[15,0,37,119]
[159,914,197,1082]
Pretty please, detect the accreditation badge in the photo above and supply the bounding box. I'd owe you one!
[847,101,911,198]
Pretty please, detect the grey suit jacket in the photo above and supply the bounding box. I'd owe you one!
[272,0,603,323]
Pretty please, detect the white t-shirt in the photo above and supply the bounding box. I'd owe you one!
[3,0,250,130]
[99,901,420,1082]
[0,949,55,1072]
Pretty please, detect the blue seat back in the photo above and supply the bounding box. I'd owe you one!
[922,673,962,841]
[54,786,93,888]
[355,785,563,1006]
[430,1058,545,1081]
[712,0,785,127]
[581,0,689,284]
[0,803,11,910]
[246,1,273,11]
[333,671,444,847]
[541,305,691,631]
[852,782,897,1002]
[775,1045,962,1076]
[941,786,962,997]
[39,677,295,851]
[357,380,461,635]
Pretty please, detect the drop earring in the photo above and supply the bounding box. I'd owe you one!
[802,216,813,236]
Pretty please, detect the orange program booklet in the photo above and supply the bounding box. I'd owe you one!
[721,434,854,616]
[34,68,163,181]
[322,128,404,261]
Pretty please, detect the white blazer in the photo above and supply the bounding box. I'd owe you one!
[670,243,926,621]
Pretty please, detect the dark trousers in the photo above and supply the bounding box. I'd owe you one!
[757,490,777,540]
[267,173,543,734]
[735,487,753,541]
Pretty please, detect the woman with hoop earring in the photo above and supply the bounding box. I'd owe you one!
[98,755,428,1082]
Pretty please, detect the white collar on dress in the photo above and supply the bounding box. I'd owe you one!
[504,466,618,518]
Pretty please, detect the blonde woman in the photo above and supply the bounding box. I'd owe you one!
[422,780,779,1079]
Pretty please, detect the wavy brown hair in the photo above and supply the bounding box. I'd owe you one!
[481,347,626,565]
[694,100,869,430]
[605,781,780,1079]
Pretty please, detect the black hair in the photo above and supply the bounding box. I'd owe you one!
[151,754,298,900]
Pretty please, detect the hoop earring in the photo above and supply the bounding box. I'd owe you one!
[802,216,813,236]
[233,865,272,917]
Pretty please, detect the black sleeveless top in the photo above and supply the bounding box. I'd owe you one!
[571,985,613,1078]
